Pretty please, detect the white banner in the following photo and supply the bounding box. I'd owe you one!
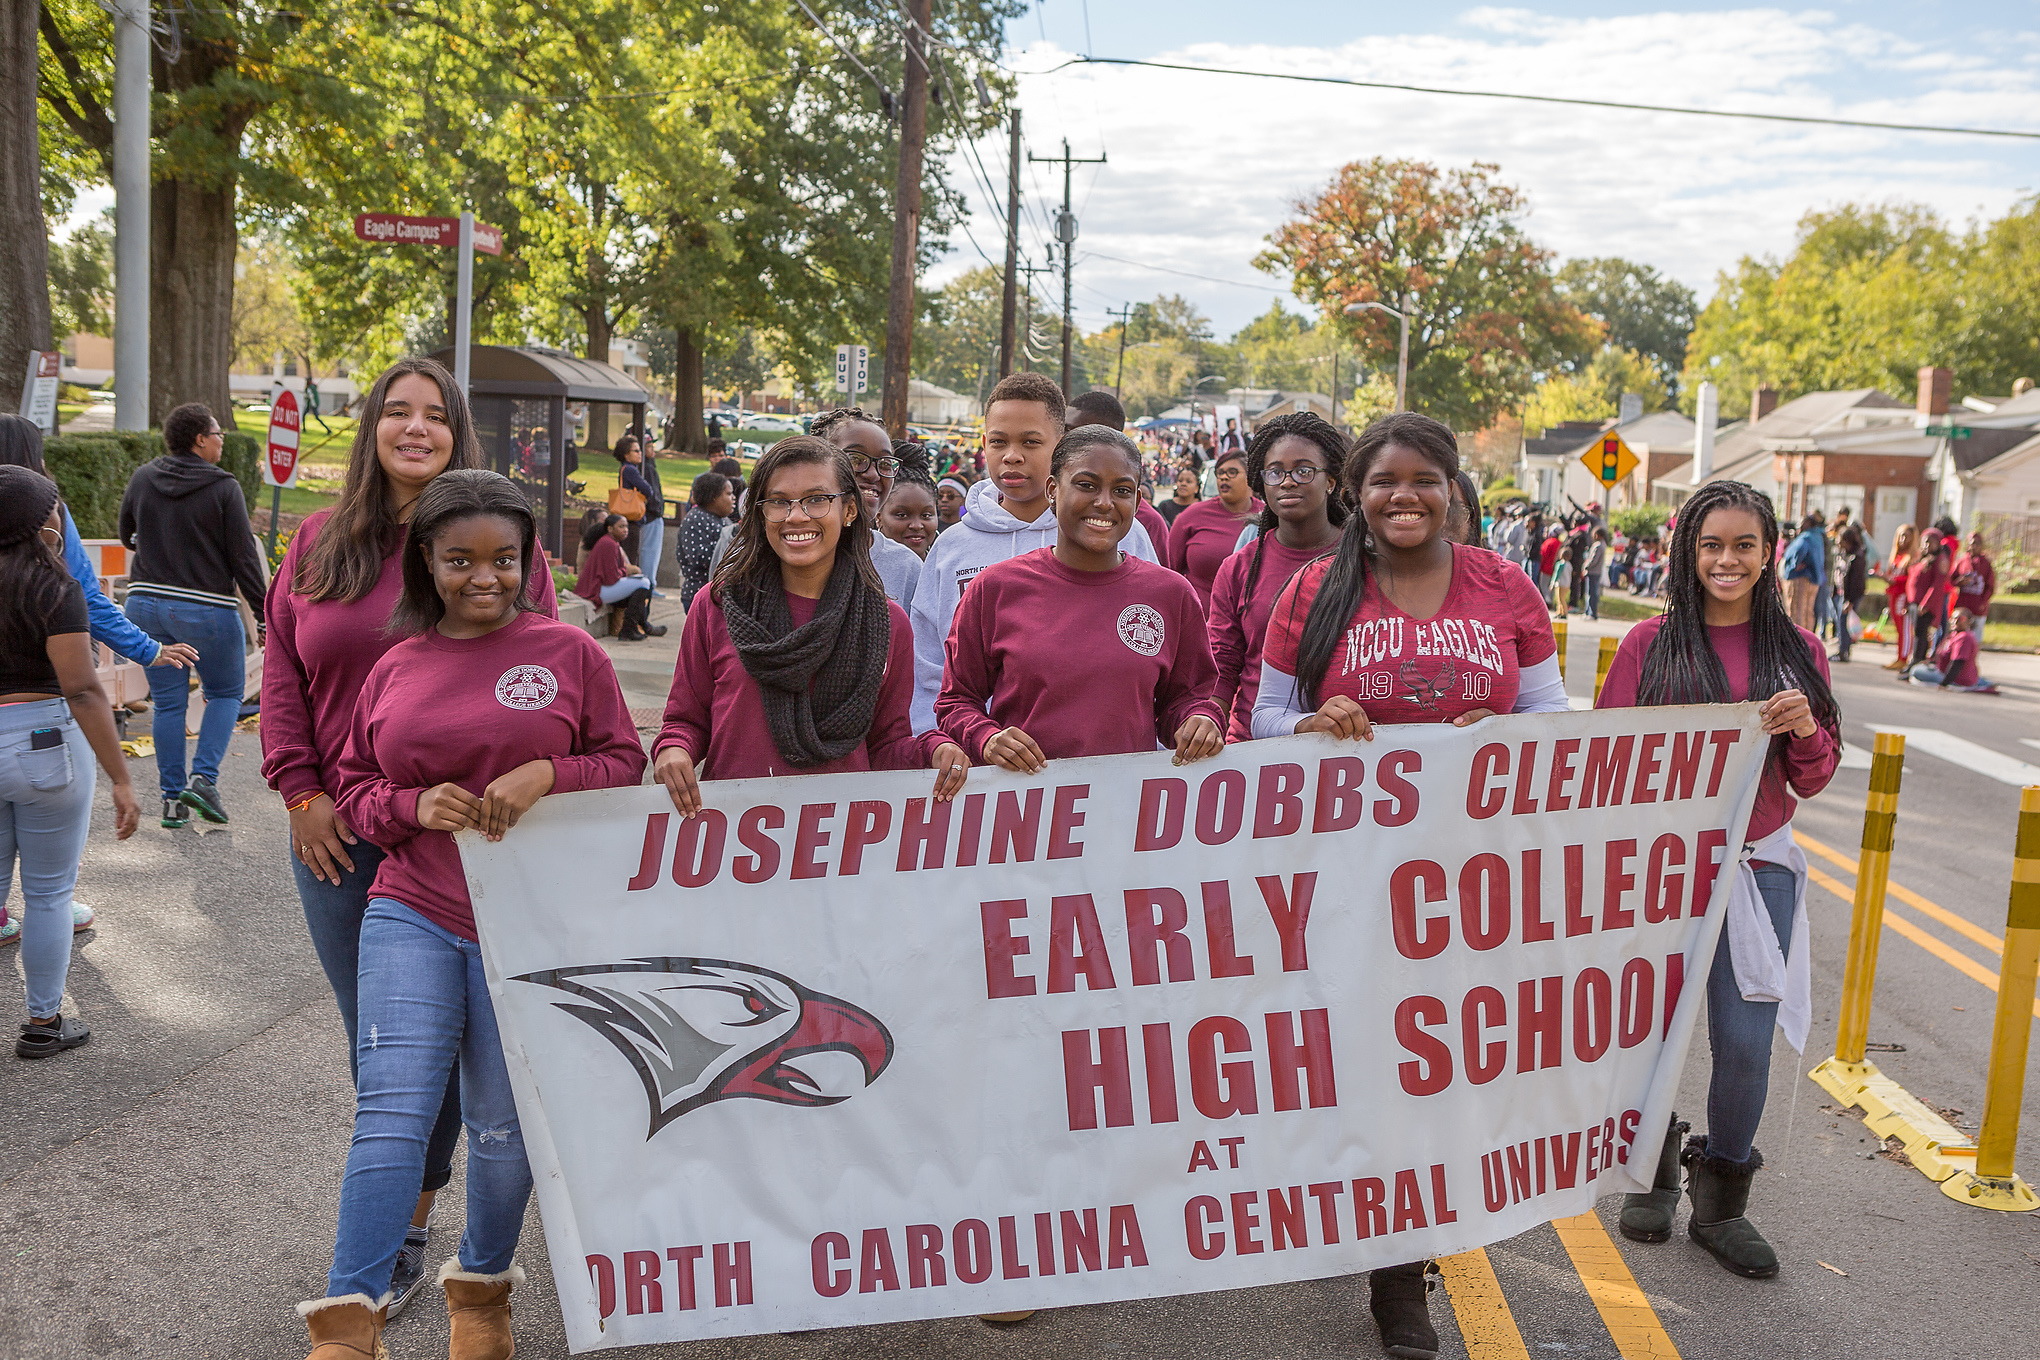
[461,703,1767,1351]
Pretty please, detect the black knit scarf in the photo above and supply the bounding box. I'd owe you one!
[720,557,891,767]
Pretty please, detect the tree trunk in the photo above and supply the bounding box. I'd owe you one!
[0,0,53,414]
[674,326,703,454]
[150,175,239,428]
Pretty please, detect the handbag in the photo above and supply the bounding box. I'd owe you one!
[607,486,647,520]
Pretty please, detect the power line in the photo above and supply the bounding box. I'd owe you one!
[1039,55,2040,142]
[1080,251,1289,293]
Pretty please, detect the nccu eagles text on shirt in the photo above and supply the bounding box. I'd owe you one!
[622,719,1750,1109]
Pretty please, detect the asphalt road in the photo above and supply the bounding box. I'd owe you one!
[4,609,2040,1359]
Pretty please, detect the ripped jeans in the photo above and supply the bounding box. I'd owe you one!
[326,898,531,1300]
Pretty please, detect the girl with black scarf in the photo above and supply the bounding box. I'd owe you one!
[653,436,969,812]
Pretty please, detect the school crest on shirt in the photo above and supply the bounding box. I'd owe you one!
[1117,603,1165,657]
[496,664,559,711]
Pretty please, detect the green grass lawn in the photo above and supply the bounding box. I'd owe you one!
[1983,621,2040,652]
[1596,594,1665,623]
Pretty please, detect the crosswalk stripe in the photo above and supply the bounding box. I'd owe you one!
[1838,742,1872,770]
[1864,725,2040,788]
[1551,1213,1683,1358]
[1437,1249,1532,1359]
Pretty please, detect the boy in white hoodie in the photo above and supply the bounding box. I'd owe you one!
[909,372,1159,731]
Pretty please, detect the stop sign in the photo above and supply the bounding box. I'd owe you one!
[265,389,302,488]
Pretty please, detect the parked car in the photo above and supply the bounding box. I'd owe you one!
[747,413,802,431]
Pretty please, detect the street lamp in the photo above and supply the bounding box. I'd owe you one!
[1188,373,1226,438]
[1344,299,1408,413]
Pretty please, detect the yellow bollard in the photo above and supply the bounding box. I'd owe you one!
[1941,786,2040,1212]
[1593,636,1618,704]
[1553,619,1568,682]
[1836,732,1905,1065]
[1808,732,1984,1182]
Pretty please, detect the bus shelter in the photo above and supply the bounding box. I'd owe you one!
[429,344,650,556]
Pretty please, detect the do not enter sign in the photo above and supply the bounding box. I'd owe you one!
[265,389,302,489]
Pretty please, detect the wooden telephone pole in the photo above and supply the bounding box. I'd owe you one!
[879,0,932,436]
[998,108,1021,379]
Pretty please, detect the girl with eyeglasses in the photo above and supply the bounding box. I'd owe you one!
[1205,412,1347,742]
[1166,443,1261,607]
[654,436,968,808]
[810,407,925,606]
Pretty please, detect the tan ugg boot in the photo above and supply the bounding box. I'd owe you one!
[296,1293,390,1360]
[440,1259,524,1360]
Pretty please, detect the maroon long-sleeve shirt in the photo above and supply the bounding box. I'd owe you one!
[936,548,1221,761]
[260,509,558,808]
[1206,534,1337,742]
[1166,496,1260,607]
[1595,613,1839,844]
[333,612,646,939]
[653,590,937,779]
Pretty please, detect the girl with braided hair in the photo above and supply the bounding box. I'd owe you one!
[1596,479,1839,1280]
[880,439,941,558]
[1248,412,1564,1360]
[653,437,967,812]
[1205,412,1347,742]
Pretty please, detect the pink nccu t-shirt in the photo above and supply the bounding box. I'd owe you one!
[1261,543,1556,726]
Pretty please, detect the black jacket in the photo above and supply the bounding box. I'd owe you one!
[118,451,268,621]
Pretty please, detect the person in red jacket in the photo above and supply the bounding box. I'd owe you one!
[262,357,559,1313]
[1596,479,1839,1281]
[938,424,1224,771]
[1952,531,1996,645]
[300,470,646,1360]
[1166,444,1261,607]
[576,512,663,641]
[1205,411,1346,742]
[1905,530,1952,667]
[653,436,967,811]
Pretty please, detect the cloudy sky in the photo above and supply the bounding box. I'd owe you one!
[932,2,2040,337]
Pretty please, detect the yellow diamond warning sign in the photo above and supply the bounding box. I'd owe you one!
[1581,430,1638,487]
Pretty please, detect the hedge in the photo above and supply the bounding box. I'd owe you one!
[43,431,260,539]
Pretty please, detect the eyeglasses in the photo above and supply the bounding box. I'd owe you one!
[1261,466,1323,487]
[848,454,901,476]
[758,492,851,521]
[204,427,223,439]
[1214,464,1243,478]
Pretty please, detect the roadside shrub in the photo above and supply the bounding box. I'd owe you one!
[42,430,260,538]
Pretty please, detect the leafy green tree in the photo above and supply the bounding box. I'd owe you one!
[1952,197,2040,394]
[1256,158,1597,432]
[47,209,111,340]
[1521,348,1668,432]
[1556,258,1696,392]
[1680,204,1961,413]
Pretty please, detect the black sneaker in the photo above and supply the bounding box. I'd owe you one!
[180,774,228,824]
[388,1223,432,1318]
[17,1014,91,1059]
[160,798,189,830]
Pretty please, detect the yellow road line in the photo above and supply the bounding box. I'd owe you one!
[1551,1212,1682,1358]
[1437,1249,1531,1359]
[1795,845,2040,1021]
[1797,832,2005,953]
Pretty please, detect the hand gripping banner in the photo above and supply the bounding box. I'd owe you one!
[460,703,1766,1349]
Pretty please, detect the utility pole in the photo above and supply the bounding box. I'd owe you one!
[998,108,1021,379]
[1029,139,1105,397]
[1108,303,1134,394]
[879,0,932,437]
[111,0,150,430]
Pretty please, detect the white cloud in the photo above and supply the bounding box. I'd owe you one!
[933,9,2040,337]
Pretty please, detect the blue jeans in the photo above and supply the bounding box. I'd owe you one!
[638,515,666,591]
[122,594,245,798]
[1704,862,1797,1164]
[293,842,461,1194]
[597,576,649,606]
[328,898,530,1299]
[1585,573,1603,619]
[0,699,95,1018]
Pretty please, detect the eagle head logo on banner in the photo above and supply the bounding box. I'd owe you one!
[512,958,895,1138]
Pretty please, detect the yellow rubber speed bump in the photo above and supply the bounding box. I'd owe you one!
[1809,732,1984,1182]
[1941,786,2040,1213]
[1593,636,1618,703]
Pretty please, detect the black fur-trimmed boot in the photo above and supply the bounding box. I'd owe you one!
[1368,1259,1439,1359]
[1682,1134,1778,1278]
[1619,1114,1688,1243]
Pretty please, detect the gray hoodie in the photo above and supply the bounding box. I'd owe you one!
[908,477,1159,732]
